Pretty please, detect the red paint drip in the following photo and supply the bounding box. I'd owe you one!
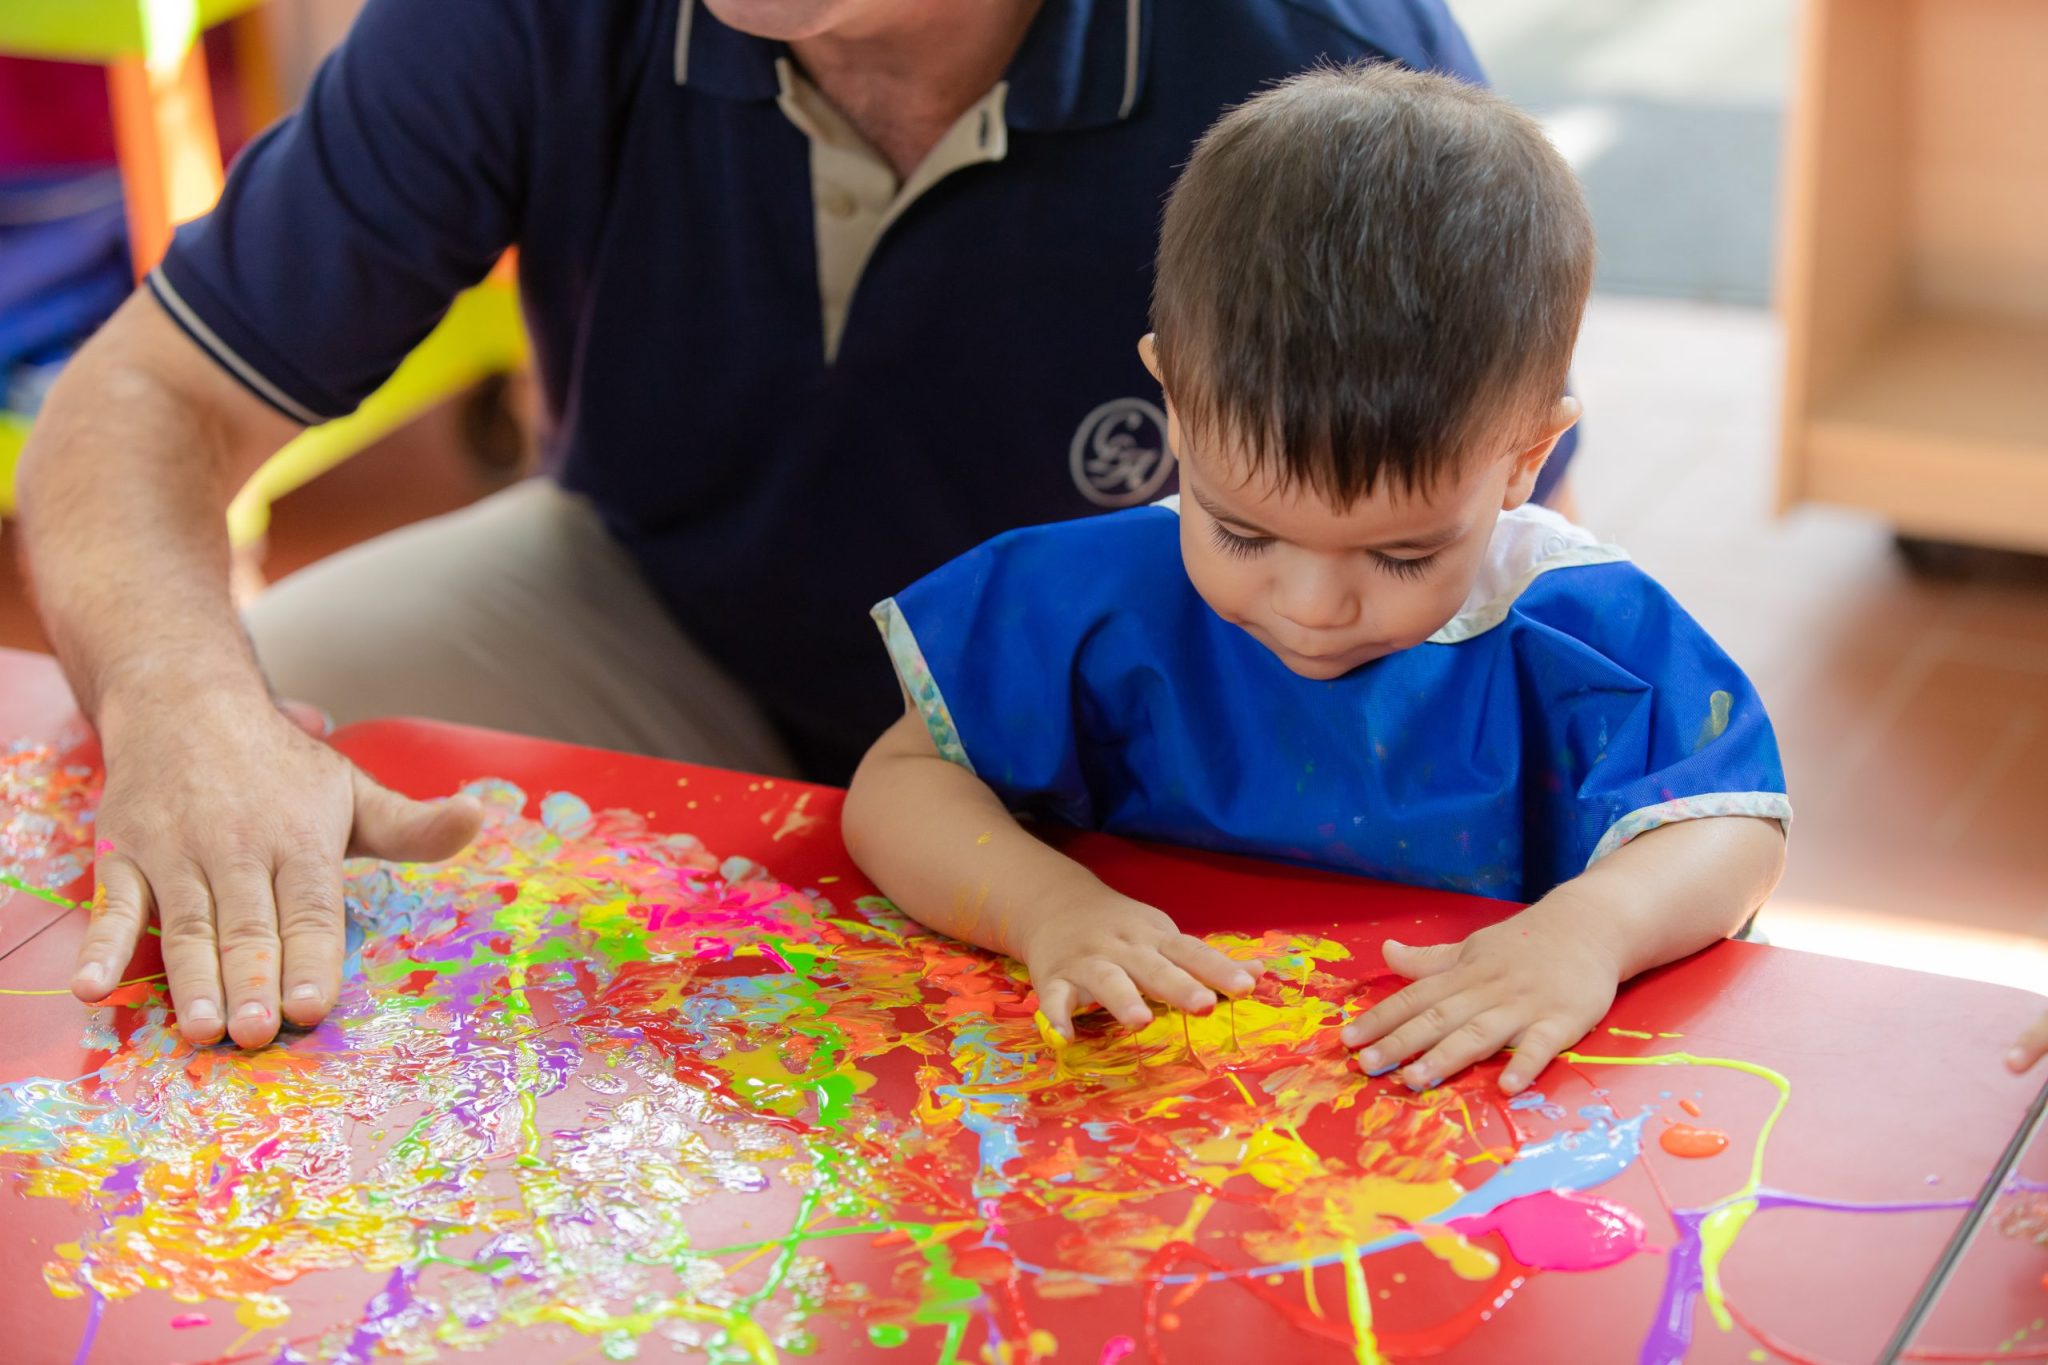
[1658,1123,1729,1159]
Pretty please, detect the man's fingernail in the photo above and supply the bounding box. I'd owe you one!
[186,998,220,1025]
[75,964,109,993]
[289,984,321,1005]
[236,1002,269,1023]
[1230,972,1254,991]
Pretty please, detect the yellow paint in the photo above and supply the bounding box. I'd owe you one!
[1051,997,1335,1080]
[1027,1329,1058,1357]
[1033,1010,1069,1053]
[1191,1124,1323,1193]
[1339,1243,1389,1365]
[0,971,168,996]
[1605,1028,1655,1039]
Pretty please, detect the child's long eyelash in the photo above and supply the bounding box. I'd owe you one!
[1208,521,1271,558]
[1374,553,1438,580]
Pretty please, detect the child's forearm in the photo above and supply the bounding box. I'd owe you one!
[1537,814,1787,979]
[842,713,1106,961]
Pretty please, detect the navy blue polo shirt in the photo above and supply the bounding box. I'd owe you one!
[152,0,1569,780]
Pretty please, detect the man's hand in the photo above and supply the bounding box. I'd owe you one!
[72,685,480,1048]
[1339,897,1621,1095]
[1021,894,1258,1040]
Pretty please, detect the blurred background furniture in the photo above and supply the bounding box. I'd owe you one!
[1777,0,2048,555]
[0,0,529,560]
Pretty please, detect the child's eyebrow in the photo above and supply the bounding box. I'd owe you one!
[1190,487,1465,553]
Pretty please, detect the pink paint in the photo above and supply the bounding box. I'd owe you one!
[1099,1336,1137,1365]
[168,1312,211,1329]
[1451,1190,1646,1271]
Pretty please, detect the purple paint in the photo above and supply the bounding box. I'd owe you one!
[1638,1190,1973,1363]
[69,1287,104,1365]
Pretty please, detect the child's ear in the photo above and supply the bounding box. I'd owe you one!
[1501,396,1582,511]
[1138,333,1163,383]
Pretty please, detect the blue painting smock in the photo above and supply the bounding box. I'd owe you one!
[873,501,1790,901]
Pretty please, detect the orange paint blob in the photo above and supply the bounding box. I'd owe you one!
[1679,1098,1702,1118]
[1659,1123,1729,1158]
[951,1246,1015,1283]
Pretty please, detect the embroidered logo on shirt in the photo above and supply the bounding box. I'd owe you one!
[1069,398,1172,507]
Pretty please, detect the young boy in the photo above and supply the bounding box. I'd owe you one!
[842,64,1790,1096]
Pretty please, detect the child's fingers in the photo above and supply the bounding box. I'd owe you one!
[1399,1007,1520,1092]
[1071,959,1155,1030]
[1035,978,1081,1040]
[1340,972,1460,1051]
[1126,953,1216,1015]
[1163,936,1258,996]
[1349,989,1481,1076]
[1382,939,1462,981]
[1500,1018,1577,1094]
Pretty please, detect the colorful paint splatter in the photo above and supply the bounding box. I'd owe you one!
[0,756,2026,1361]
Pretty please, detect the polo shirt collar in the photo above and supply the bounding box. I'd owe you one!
[673,0,1151,131]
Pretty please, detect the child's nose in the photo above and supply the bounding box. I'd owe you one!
[1272,566,1361,631]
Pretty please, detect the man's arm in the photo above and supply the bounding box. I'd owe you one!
[15,290,479,1048]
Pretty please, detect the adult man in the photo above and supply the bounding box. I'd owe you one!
[18,0,1567,1049]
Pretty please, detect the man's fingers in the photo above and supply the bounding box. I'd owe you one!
[1072,960,1153,1030]
[275,699,333,740]
[350,772,481,863]
[275,849,347,1028]
[212,859,282,1049]
[156,873,226,1044]
[2010,1012,2048,1073]
[72,855,150,1002]
[1162,935,1258,996]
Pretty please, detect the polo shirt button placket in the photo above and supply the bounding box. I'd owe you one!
[822,188,859,220]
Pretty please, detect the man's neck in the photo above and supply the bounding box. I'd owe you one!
[791,0,1044,179]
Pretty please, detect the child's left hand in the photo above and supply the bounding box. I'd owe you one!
[1340,899,1621,1095]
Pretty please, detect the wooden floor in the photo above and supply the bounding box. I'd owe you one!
[2,295,2046,996]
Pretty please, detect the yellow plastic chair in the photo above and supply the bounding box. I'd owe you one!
[0,0,529,547]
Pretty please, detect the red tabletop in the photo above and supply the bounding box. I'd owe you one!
[2,647,2045,1364]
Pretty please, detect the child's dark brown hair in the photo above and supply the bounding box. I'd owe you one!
[1151,62,1595,502]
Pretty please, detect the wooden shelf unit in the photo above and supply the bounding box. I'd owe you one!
[1777,0,2048,552]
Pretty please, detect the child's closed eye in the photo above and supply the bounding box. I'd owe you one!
[1207,521,1272,558]
[1372,552,1438,580]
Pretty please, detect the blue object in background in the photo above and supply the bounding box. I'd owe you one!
[0,169,129,414]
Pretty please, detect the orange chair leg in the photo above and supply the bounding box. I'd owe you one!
[107,45,226,280]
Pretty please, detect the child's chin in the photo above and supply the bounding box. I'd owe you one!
[1273,648,1377,680]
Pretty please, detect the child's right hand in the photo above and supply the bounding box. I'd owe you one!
[1022,894,1259,1041]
